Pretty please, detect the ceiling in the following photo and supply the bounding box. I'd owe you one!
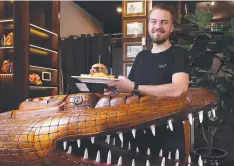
[74,1,234,34]
[74,1,122,34]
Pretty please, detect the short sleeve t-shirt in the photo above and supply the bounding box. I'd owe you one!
[127,46,190,149]
[128,46,190,85]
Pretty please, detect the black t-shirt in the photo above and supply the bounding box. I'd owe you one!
[128,46,190,149]
[128,46,190,85]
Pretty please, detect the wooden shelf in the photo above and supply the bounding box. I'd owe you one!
[0,1,60,111]
[0,46,13,49]
[29,65,57,71]
[0,1,14,20]
[30,23,58,36]
[0,19,13,23]
[30,44,58,54]
[29,85,58,89]
[0,73,13,75]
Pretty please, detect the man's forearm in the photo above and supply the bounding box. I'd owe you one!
[138,83,188,97]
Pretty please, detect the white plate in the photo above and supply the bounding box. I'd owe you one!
[71,75,119,84]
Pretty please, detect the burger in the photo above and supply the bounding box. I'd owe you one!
[89,63,115,78]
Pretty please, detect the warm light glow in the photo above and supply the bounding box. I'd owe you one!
[30,86,57,89]
[30,24,58,36]
[117,7,122,13]
[211,1,215,5]
[0,19,13,23]
[30,28,49,38]
[0,46,13,49]
[30,48,48,55]
[30,65,57,71]
[0,74,13,76]
[30,45,58,54]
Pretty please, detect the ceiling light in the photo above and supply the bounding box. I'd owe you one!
[116,7,122,13]
[211,2,215,5]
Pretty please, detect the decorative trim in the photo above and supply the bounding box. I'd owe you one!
[123,41,143,61]
[123,19,146,38]
[123,0,147,17]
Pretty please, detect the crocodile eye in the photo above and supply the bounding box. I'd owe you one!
[74,96,83,105]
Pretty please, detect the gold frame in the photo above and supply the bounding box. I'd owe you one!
[123,19,146,38]
[123,63,133,77]
[123,0,147,17]
[123,41,142,61]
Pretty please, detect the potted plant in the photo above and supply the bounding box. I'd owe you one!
[179,8,234,165]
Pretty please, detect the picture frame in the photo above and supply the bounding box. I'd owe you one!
[123,42,143,61]
[123,0,147,17]
[123,63,133,77]
[123,19,146,38]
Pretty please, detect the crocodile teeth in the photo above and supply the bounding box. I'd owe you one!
[147,148,150,155]
[112,137,115,145]
[146,160,150,166]
[67,145,72,154]
[119,133,123,142]
[96,150,100,163]
[128,141,131,150]
[175,162,179,166]
[161,157,165,166]
[175,149,179,160]
[188,113,193,125]
[150,125,156,136]
[198,156,203,166]
[131,159,135,166]
[212,108,216,117]
[91,137,95,144]
[198,155,202,163]
[136,146,139,153]
[107,150,111,164]
[121,141,123,148]
[77,139,81,148]
[188,164,191,166]
[182,121,185,124]
[63,141,67,150]
[132,129,136,138]
[208,111,211,118]
[117,156,122,165]
[168,119,173,131]
[159,149,163,157]
[168,151,171,159]
[188,155,191,163]
[106,135,110,144]
[83,148,88,159]
[199,111,203,123]
[143,130,146,134]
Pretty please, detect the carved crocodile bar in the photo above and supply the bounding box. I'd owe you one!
[0,88,218,166]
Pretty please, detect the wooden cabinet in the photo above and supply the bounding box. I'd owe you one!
[0,1,60,111]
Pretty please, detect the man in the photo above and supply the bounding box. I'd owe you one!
[105,3,190,161]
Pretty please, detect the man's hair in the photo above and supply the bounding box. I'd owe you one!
[148,3,175,23]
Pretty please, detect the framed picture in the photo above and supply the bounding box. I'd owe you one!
[123,63,133,77]
[123,0,147,17]
[123,19,146,38]
[123,42,143,61]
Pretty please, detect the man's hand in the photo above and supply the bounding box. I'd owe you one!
[107,76,134,93]
[103,88,118,96]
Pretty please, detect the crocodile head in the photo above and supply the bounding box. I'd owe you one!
[0,88,218,166]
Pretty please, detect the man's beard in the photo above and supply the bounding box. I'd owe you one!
[149,29,170,44]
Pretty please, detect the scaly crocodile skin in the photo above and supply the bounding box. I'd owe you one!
[0,88,218,166]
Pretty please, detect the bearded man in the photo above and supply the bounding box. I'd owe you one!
[104,3,190,161]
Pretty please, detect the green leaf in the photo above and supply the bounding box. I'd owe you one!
[184,7,213,31]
